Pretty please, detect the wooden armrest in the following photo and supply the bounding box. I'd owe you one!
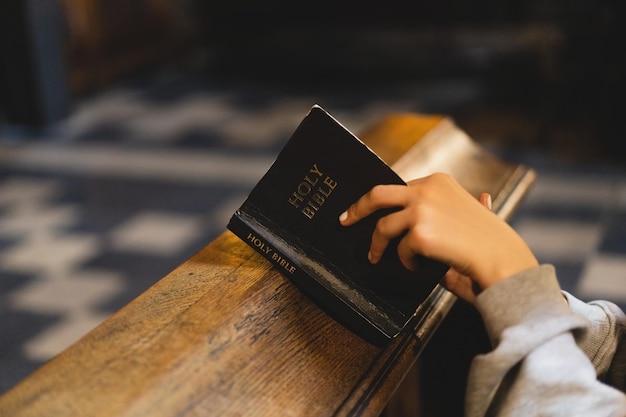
[0,113,534,417]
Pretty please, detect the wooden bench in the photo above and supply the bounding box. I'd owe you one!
[0,113,535,417]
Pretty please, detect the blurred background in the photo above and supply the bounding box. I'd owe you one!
[1,0,625,414]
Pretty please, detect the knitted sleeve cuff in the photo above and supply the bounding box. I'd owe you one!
[475,264,574,346]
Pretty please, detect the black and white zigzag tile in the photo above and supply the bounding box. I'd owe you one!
[1,66,625,396]
[509,163,626,307]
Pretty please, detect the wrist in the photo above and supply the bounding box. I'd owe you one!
[474,236,538,290]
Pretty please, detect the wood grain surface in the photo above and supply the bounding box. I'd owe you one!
[0,113,529,417]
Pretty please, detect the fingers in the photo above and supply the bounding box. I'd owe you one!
[368,210,412,264]
[339,184,408,226]
[340,176,497,280]
[441,269,480,305]
[339,184,413,265]
[479,192,492,211]
[397,234,420,271]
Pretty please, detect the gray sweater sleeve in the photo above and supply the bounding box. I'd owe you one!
[465,265,626,417]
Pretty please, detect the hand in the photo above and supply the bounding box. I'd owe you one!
[339,173,538,301]
[439,192,491,304]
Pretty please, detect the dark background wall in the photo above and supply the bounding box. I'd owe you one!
[191,0,624,158]
[1,0,624,158]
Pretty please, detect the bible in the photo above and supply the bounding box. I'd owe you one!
[227,105,449,346]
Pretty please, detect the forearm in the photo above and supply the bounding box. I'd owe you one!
[466,265,626,417]
[482,332,626,417]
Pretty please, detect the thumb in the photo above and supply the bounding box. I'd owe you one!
[479,192,492,211]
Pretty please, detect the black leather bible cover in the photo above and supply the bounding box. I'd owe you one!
[227,105,448,346]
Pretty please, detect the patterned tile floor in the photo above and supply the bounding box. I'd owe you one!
[1,64,625,395]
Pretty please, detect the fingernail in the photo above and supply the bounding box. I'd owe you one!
[368,251,376,264]
[486,194,492,211]
[339,211,348,223]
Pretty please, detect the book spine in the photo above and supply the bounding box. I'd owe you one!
[227,211,390,346]
[227,212,302,278]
